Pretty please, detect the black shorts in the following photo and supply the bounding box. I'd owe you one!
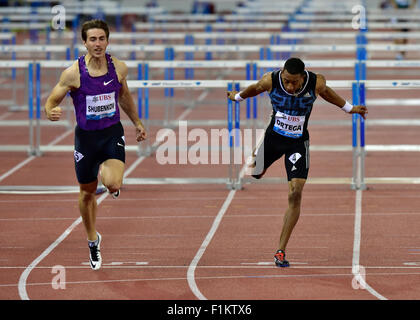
[74,122,126,184]
[252,125,310,181]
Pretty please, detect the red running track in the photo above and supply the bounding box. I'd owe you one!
[1,70,420,303]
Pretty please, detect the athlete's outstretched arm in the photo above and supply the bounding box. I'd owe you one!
[116,60,146,142]
[316,73,368,119]
[227,72,272,101]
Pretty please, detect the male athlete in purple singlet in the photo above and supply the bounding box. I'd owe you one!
[45,20,146,270]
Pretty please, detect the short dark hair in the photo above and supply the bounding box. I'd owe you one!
[284,57,305,75]
[81,19,109,42]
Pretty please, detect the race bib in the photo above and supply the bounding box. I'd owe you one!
[86,92,116,120]
[273,111,305,138]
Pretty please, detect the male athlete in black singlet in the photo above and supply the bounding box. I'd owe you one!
[227,57,367,267]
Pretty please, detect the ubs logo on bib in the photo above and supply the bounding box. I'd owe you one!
[273,111,305,138]
[86,92,116,120]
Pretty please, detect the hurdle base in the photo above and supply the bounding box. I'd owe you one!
[351,183,367,191]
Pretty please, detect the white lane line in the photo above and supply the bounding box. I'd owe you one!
[241,261,309,265]
[47,128,74,146]
[17,149,152,300]
[352,189,387,300]
[12,270,420,289]
[18,215,83,299]
[0,156,35,183]
[0,190,79,195]
[80,261,149,266]
[7,264,420,270]
[0,128,73,184]
[186,125,265,300]
[187,189,236,300]
[17,159,136,300]
[5,273,361,288]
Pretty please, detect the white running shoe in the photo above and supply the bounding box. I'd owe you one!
[88,232,102,271]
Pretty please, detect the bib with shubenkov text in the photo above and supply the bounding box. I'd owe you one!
[273,111,305,138]
[86,92,116,120]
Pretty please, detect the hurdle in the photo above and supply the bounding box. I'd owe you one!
[132,60,251,151]
[74,43,264,61]
[235,79,420,190]
[48,30,284,55]
[0,4,164,34]
[0,44,71,60]
[0,61,36,155]
[1,12,77,44]
[289,21,420,30]
[3,8,420,191]
[125,79,244,190]
[294,13,420,21]
[122,80,420,189]
[73,43,420,65]
[133,22,284,32]
[300,6,420,14]
[111,31,274,45]
[0,45,71,111]
[27,59,252,156]
[27,57,420,154]
[0,32,15,44]
[21,58,323,158]
[148,13,292,22]
[0,59,21,108]
[0,22,50,44]
[31,60,78,155]
[55,30,420,45]
[124,79,420,190]
[12,53,420,192]
[0,14,76,22]
[53,30,420,63]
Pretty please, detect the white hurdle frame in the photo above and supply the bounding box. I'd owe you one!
[4,59,420,189]
[126,79,420,190]
[0,60,35,154]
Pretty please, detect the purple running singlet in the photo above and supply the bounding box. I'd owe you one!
[70,53,122,131]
